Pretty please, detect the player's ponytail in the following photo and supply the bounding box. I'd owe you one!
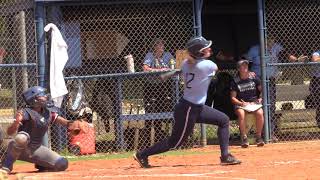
[185,51,197,64]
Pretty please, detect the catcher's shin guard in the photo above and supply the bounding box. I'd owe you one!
[53,157,68,171]
[35,157,68,172]
[2,131,30,172]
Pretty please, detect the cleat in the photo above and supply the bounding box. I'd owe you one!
[255,136,265,147]
[241,135,249,148]
[133,152,151,168]
[220,154,242,165]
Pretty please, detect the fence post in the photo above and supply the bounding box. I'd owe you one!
[11,59,17,116]
[15,11,28,92]
[257,0,270,142]
[35,1,49,147]
[35,2,47,88]
[115,78,125,151]
[193,0,207,146]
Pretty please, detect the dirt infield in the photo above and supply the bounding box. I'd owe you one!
[8,140,320,180]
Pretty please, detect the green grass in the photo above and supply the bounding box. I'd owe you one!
[15,149,215,165]
[0,89,12,98]
[0,89,14,108]
[67,150,215,161]
[65,148,216,162]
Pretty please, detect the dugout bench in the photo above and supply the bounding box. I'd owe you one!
[274,83,317,134]
[66,70,180,151]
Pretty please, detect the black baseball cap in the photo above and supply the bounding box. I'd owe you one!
[237,59,249,68]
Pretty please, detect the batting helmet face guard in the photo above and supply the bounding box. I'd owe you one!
[186,36,212,58]
[22,86,52,108]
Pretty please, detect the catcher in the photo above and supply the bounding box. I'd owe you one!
[0,86,85,174]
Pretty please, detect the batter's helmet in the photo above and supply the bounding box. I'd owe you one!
[22,86,49,107]
[186,36,212,58]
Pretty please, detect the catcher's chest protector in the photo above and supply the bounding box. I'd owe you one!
[19,108,55,148]
[68,123,96,155]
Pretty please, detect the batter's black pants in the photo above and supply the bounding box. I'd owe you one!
[139,98,230,158]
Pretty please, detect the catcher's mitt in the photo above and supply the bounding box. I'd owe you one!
[68,120,89,136]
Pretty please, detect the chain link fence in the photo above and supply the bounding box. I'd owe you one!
[0,0,37,162]
[44,0,200,154]
[2,0,320,162]
[266,0,320,141]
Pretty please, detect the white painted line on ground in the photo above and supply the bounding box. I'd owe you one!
[20,171,256,180]
[78,172,255,180]
[274,161,299,165]
[82,174,255,180]
[268,140,320,145]
[262,160,301,168]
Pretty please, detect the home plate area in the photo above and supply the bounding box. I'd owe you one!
[9,141,320,180]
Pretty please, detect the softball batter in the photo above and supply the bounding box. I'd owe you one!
[134,36,241,168]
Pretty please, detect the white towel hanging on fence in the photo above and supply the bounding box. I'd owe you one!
[44,23,68,108]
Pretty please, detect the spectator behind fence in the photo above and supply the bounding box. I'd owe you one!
[143,39,174,71]
[248,38,308,85]
[247,38,297,79]
[308,51,320,127]
[246,38,296,141]
[230,60,265,148]
[142,39,175,147]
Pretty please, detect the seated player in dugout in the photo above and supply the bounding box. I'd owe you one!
[0,86,83,175]
[230,60,265,148]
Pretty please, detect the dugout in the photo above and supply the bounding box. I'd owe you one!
[202,0,259,69]
[201,0,260,122]
[202,0,320,142]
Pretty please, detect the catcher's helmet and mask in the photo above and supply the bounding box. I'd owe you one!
[22,86,57,111]
[186,36,212,59]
